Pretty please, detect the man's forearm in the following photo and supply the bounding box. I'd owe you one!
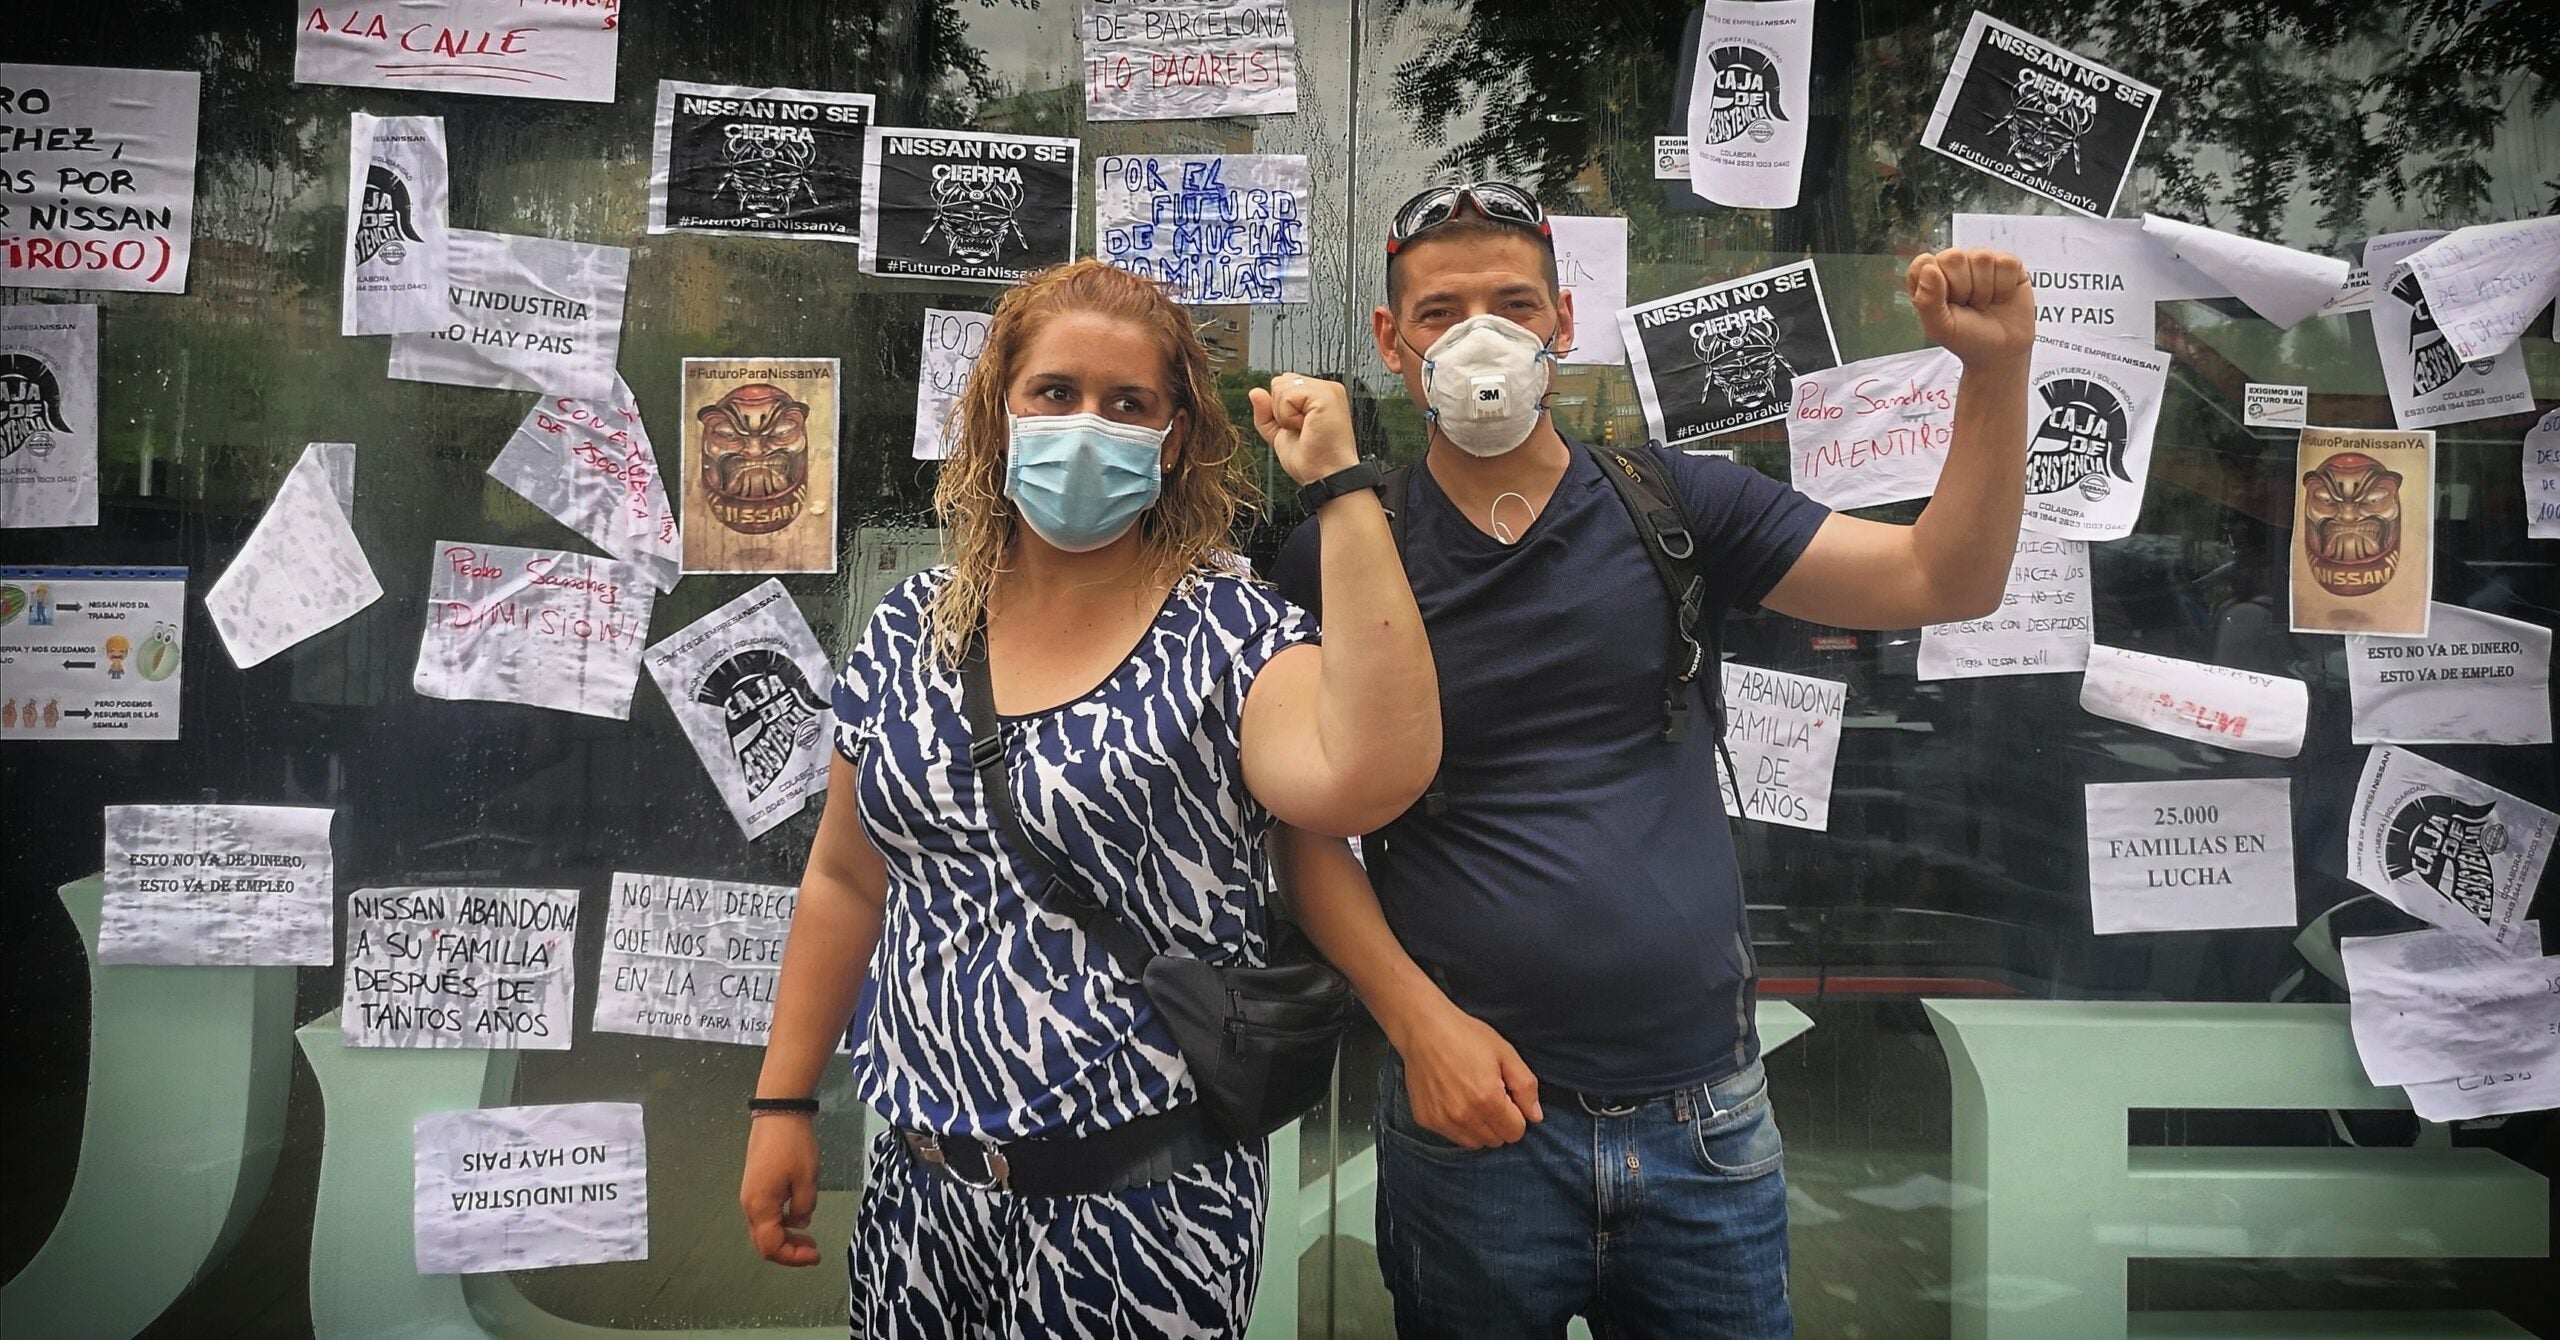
[1276,825,1452,1048]
[1910,356,2032,616]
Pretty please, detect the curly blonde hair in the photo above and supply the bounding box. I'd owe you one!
[925,258,1258,665]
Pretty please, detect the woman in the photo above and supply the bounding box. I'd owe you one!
[739,258,1437,1337]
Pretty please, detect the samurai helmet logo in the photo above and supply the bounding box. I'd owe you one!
[719,123,819,220]
[2300,450,2404,596]
[1992,69,2097,176]
[697,648,826,802]
[354,164,424,267]
[923,163,1028,264]
[2388,268,2484,397]
[2025,375,2130,498]
[0,352,71,461]
[2384,793,2505,925]
[1702,45,1787,145]
[1693,308,1793,411]
[697,383,813,535]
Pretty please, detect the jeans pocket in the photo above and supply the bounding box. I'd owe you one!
[1378,1057,1491,1161]
[1691,1075,1785,1180]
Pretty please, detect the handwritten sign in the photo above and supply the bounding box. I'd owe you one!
[2078,644,2308,758]
[340,113,450,335]
[1620,260,1841,447]
[2347,747,2552,952]
[2400,216,2560,364]
[1714,662,1847,831]
[642,581,833,839]
[0,565,186,741]
[100,804,334,965]
[1918,527,2091,680]
[913,308,989,461]
[2525,408,2560,540]
[2347,604,2551,746]
[1786,346,1962,510]
[206,442,382,669]
[412,542,655,720]
[2365,230,2536,430]
[1082,0,1297,122]
[0,302,99,528]
[1096,153,1309,304]
[1550,216,1629,366]
[0,63,200,294]
[593,873,801,1045]
[412,1102,647,1274]
[2083,779,2294,935]
[343,887,578,1050]
[386,228,631,400]
[2290,425,2433,637]
[486,379,680,594]
[2020,334,2169,542]
[294,1,621,104]
[1921,14,2160,218]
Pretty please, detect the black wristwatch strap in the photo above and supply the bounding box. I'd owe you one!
[1297,460,1383,516]
[748,1096,819,1116]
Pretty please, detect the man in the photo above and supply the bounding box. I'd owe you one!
[1272,181,2033,1338]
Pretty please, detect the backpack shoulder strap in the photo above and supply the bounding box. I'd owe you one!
[1380,463,1414,554]
[1584,440,1715,743]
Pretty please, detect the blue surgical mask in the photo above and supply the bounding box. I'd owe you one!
[1004,411,1170,552]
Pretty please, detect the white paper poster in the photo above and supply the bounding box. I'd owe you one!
[2347,605,2551,746]
[2318,259,2374,316]
[1685,0,1816,210]
[387,228,631,400]
[295,2,620,104]
[1920,14,2161,218]
[1917,527,2091,680]
[0,565,185,740]
[2364,230,2536,431]
[343,886,579,1050]
[2347,747,2553,952]
[912,308,989,462]
[1786,346,1963,510]
[1,303,99,528]
[206,443,382,669]
[100,804,334,965]
[1653,136,1692,180]
[341,113,451,336]
[643,580,833,839]
[413,542,655,720]
[2529,408,2560,540]
[2407,1065,2560,1124]
[647,82,875,242]
[1714,662,1846,831]
[2019,334,2169,542]
[486,381,681,593]
[2243,382,2306,430]
[413,1102,647,1275]
[2083,779,2294,934]
[2079,644,2307,758]
[1619,260,1842,447]
[0,63,200,294]
[2136,215,2349,330]
[2340,928,2560,1087]
[1550,216,1629,366]
[1951,213,2222,340]
[1081,0,1299,122]
[594,873,803,1045]
[2399,216,2560,364]
[1095,153,1309,303]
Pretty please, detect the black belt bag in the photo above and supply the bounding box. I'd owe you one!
[962,630,1353,1141]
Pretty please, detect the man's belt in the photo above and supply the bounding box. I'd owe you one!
[899,1104,1229,1197]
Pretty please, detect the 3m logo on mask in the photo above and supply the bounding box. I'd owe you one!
[0,352,71,461]
[2387,269,2487,397]
[924,163,1028,264]
[698,648,826,802]
[2384,793,2506,925]
[1992,69,2096,176]
[2026,376,2129,498]
[720,123,819,220]
[354,165,425,267]
[2300,451,2404,596]
[1702,45,1787,145]
[1692,308,1793,411]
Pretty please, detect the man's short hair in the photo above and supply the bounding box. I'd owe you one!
[1386,214,1562,311]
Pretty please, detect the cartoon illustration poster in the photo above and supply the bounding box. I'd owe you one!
[860,128,1079,285]
[340,112,451,336]
[679,358,839,574]
[643,579,833,839]
[2291,425,2433,637]
[2364,230,2537,430]
[648,82,875,242]
[1618,259,1841,447]
[1920,12,2162,218]
[1685,0,1816,210]
[0,303,99,529]
[0,565,184,740]
[2018,333,2169,542]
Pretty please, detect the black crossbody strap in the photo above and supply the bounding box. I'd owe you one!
[1588,442,1743,799]
[958,630,1160,981]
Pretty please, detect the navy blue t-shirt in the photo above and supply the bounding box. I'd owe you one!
[1275,439,1828,1094]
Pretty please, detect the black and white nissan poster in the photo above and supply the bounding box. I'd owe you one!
[1,303,99,529]
[341,112,450,336]
[860,128,1079,285]
[648,82,876,243]
[1618,259,1841,447]
[2019,333,2170,542]
[1921,12,2161,217]
[1685,0,1816,210]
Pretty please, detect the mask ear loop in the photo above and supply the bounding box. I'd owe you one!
[1489,491,1532,544]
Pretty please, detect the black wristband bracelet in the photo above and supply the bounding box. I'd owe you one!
[1297,459,1383,516]
[747,1096,819,1115]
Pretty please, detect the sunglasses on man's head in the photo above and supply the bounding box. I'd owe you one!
[1386,182,1551,257]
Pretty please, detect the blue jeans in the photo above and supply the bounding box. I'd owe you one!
[1374,1053,1792,1339]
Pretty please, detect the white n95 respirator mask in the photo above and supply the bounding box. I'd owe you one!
[1415,314,1556,457]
